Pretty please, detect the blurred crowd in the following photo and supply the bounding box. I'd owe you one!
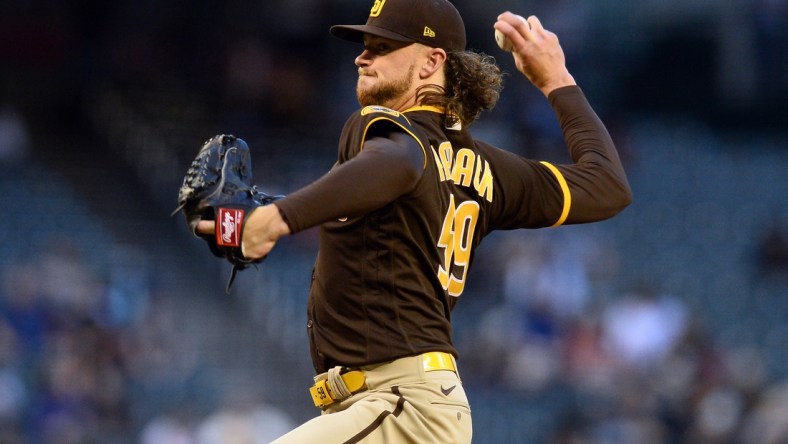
[1,225,786,442]
[458,228,788,443]
[0,240,298,443]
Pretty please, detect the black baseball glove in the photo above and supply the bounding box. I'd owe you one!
[172,134,281,291]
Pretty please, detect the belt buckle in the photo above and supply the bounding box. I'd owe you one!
[309,370,367,408]
[309,378,335,408]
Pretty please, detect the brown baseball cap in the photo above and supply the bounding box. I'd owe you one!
[330,0,466,52]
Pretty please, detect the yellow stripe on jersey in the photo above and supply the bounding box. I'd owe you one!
[360,105,401,117]
[540,161,571,227]
[404,105,444,114]
[404,106,462,131]
[360,116,428,170]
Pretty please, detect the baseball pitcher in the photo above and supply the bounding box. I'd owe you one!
[178,0,632,442]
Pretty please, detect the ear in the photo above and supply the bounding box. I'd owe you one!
[420,47,447,79]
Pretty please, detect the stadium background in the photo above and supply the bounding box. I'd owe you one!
[0,0,786,442]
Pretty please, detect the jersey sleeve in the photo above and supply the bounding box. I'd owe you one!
[275,107,429,233]
[488,86,632,229]
[547,86,632,224]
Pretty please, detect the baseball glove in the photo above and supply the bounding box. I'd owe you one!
[172,134,281,291]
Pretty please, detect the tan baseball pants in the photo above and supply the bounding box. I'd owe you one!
[270,353,473,443]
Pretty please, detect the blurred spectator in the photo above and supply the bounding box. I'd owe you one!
[121,297,201,398]
[0,263,49,362]
[195,396,295,444]
[0,318,27,433]
[688,386,745,443]
[140,412,196,444]
[600,284,688,371]
[501,232,593,338]
[462,230,597,393]
[562,314,616,394]
[38,240,102,324]
[500,337,561,393]
[739,381,788,444]
[1,245,168,441]
[98,245,152,330]
[30,319,130,443]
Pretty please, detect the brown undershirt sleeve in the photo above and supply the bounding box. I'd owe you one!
[547,86,633,223]
[274,132,423,234]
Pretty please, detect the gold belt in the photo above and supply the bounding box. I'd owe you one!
[309,351,456,408]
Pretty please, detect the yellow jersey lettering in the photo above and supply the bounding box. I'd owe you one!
[438,142,453,181]
[473,156,494,203]
[433,142,495,202]
[451,148,475,187]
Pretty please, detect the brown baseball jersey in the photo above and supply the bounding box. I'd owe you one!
[275,86,631,374]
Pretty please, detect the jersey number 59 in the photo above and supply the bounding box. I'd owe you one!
[437,194,480,297]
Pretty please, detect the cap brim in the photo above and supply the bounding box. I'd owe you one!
[330,24,415,44]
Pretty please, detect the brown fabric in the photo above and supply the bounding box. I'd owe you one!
[275,132,423,234]
[274,86,631,374]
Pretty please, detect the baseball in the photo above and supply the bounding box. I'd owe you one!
[495,29,513,52]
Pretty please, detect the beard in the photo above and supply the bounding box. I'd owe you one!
[357,64,415,108]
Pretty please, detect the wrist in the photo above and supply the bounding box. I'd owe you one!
[539,73,576,97]
[271,204,292,237]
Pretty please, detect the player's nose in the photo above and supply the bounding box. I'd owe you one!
[355,49,373,67]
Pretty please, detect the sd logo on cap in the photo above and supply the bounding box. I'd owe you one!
[331,0,466,52]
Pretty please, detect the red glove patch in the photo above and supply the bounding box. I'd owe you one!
[216,208,245,247]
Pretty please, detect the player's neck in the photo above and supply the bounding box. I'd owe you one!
[381,90,418,112]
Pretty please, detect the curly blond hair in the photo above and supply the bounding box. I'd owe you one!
[417,51,505,127]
